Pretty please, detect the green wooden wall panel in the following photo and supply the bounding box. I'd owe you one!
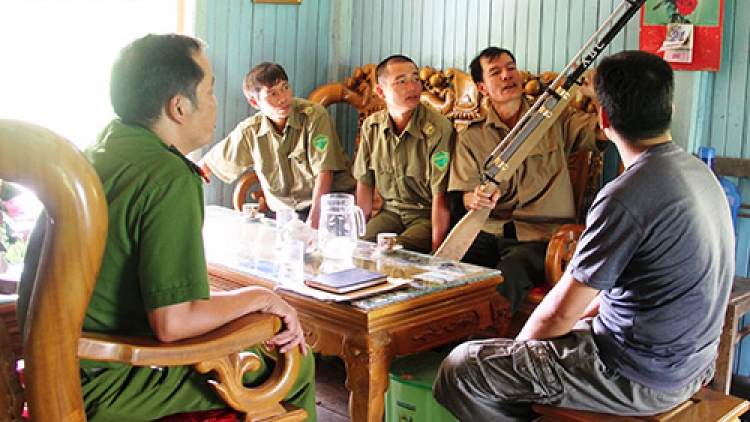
[200,0,335,206]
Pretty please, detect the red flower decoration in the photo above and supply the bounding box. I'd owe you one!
[676,0,698,16]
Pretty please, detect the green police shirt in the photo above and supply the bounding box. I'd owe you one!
[81,120,210,365]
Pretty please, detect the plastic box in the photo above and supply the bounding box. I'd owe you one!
[385,350,459,422]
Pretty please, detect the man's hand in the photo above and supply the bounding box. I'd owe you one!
[579,69,597,99]
[463,185,500,211]
[148,287,308,354]
[263,293,308,355]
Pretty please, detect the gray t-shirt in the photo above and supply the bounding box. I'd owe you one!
[568,142,734,391]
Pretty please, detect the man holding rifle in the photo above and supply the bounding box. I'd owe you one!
[449,46,603,311]
[434,50,732,421]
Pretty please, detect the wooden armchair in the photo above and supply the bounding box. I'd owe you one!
[0,120,305,421]
[233,170,270,214]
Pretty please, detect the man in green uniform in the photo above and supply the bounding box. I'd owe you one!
[353,55,455,253]
[450,47,603,311]
[200,62,355,228]
[19,34,316,421]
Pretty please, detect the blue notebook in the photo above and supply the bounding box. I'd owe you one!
[305,268,388,294]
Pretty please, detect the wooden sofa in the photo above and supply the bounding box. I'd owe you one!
[233,64,605,333]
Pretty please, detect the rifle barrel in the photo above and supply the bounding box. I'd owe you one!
[482,0,647,181]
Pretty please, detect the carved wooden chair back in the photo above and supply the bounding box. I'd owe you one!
[0,120,306,422]
[0,119,109,421]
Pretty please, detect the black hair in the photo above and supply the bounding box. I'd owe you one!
[375,54,417,85]
[110,33,205,128]
[243,62,289,98]
[469,47,516,83]
[594,50,674,143]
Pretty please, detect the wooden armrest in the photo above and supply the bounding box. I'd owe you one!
[544,224,584,286]
[78,313,281,366]
[79,313,305,420]
[232,171,269,214]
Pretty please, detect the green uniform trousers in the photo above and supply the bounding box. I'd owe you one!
[461,229,548,313]
[81,345,316,421]
[362,209,432,253]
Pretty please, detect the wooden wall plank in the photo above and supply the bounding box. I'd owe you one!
[527,0,543,71]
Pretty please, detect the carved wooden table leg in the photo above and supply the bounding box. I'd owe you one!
[341,332,394,422]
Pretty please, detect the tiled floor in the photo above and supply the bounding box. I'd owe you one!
[314,355,350,422]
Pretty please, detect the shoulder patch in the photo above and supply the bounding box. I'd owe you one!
[313,134,329,152]
[432,151,450,171]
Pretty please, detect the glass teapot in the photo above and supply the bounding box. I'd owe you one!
[318,193,366,260]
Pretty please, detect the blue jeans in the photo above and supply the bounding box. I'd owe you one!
[433,319,713,421]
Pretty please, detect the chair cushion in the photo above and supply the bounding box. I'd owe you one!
[527,283,553,304]
[155,408,244,422]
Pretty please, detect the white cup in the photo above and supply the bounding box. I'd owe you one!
[377,232,399,252]
[242,203,260,219]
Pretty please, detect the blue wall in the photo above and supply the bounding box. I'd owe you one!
[196,0,750,371]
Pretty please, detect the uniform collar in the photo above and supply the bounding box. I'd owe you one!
[256,98,303,137]
[94,120,209,183]
[486,97,530,132]
[376,102,428,139]
[167,145,210,183]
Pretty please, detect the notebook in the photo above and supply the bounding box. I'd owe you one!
[305,268,388,294]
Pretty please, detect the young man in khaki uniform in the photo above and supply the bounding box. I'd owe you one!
[353,55,455,254]
[449,47,603,311]
[200,62,355,229]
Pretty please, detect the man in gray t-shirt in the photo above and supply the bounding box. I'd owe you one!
[434,51,734,420]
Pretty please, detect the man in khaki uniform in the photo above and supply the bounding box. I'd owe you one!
[450,47,602,311]
[200,62,355,229]
[353,55,455,253]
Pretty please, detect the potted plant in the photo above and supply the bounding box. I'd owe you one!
[0,180,27,271]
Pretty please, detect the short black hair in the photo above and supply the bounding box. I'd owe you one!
[243,62,289,98]
[469,47,516,83]
[594,50,674,143]
[375,55,417,85]
[110,34,206,128]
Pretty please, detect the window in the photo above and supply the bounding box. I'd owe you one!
[0,0,193,150]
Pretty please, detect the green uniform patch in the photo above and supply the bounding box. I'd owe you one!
[432,151,449,171]
[313,134,329,152]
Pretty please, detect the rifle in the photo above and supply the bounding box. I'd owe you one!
[435,0,647,260]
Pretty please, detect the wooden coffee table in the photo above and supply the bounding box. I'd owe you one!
[203,206,509,422]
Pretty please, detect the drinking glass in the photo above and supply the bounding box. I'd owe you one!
[277,239,304,288]
[275,208,299,247]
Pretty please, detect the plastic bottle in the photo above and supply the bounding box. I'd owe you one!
[697,146,742,234]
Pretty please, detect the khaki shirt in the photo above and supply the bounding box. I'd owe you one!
[203,98,355,211]
[353,102,455,218]
[449,98,598,241]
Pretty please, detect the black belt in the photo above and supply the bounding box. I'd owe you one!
[503,221,517,239]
